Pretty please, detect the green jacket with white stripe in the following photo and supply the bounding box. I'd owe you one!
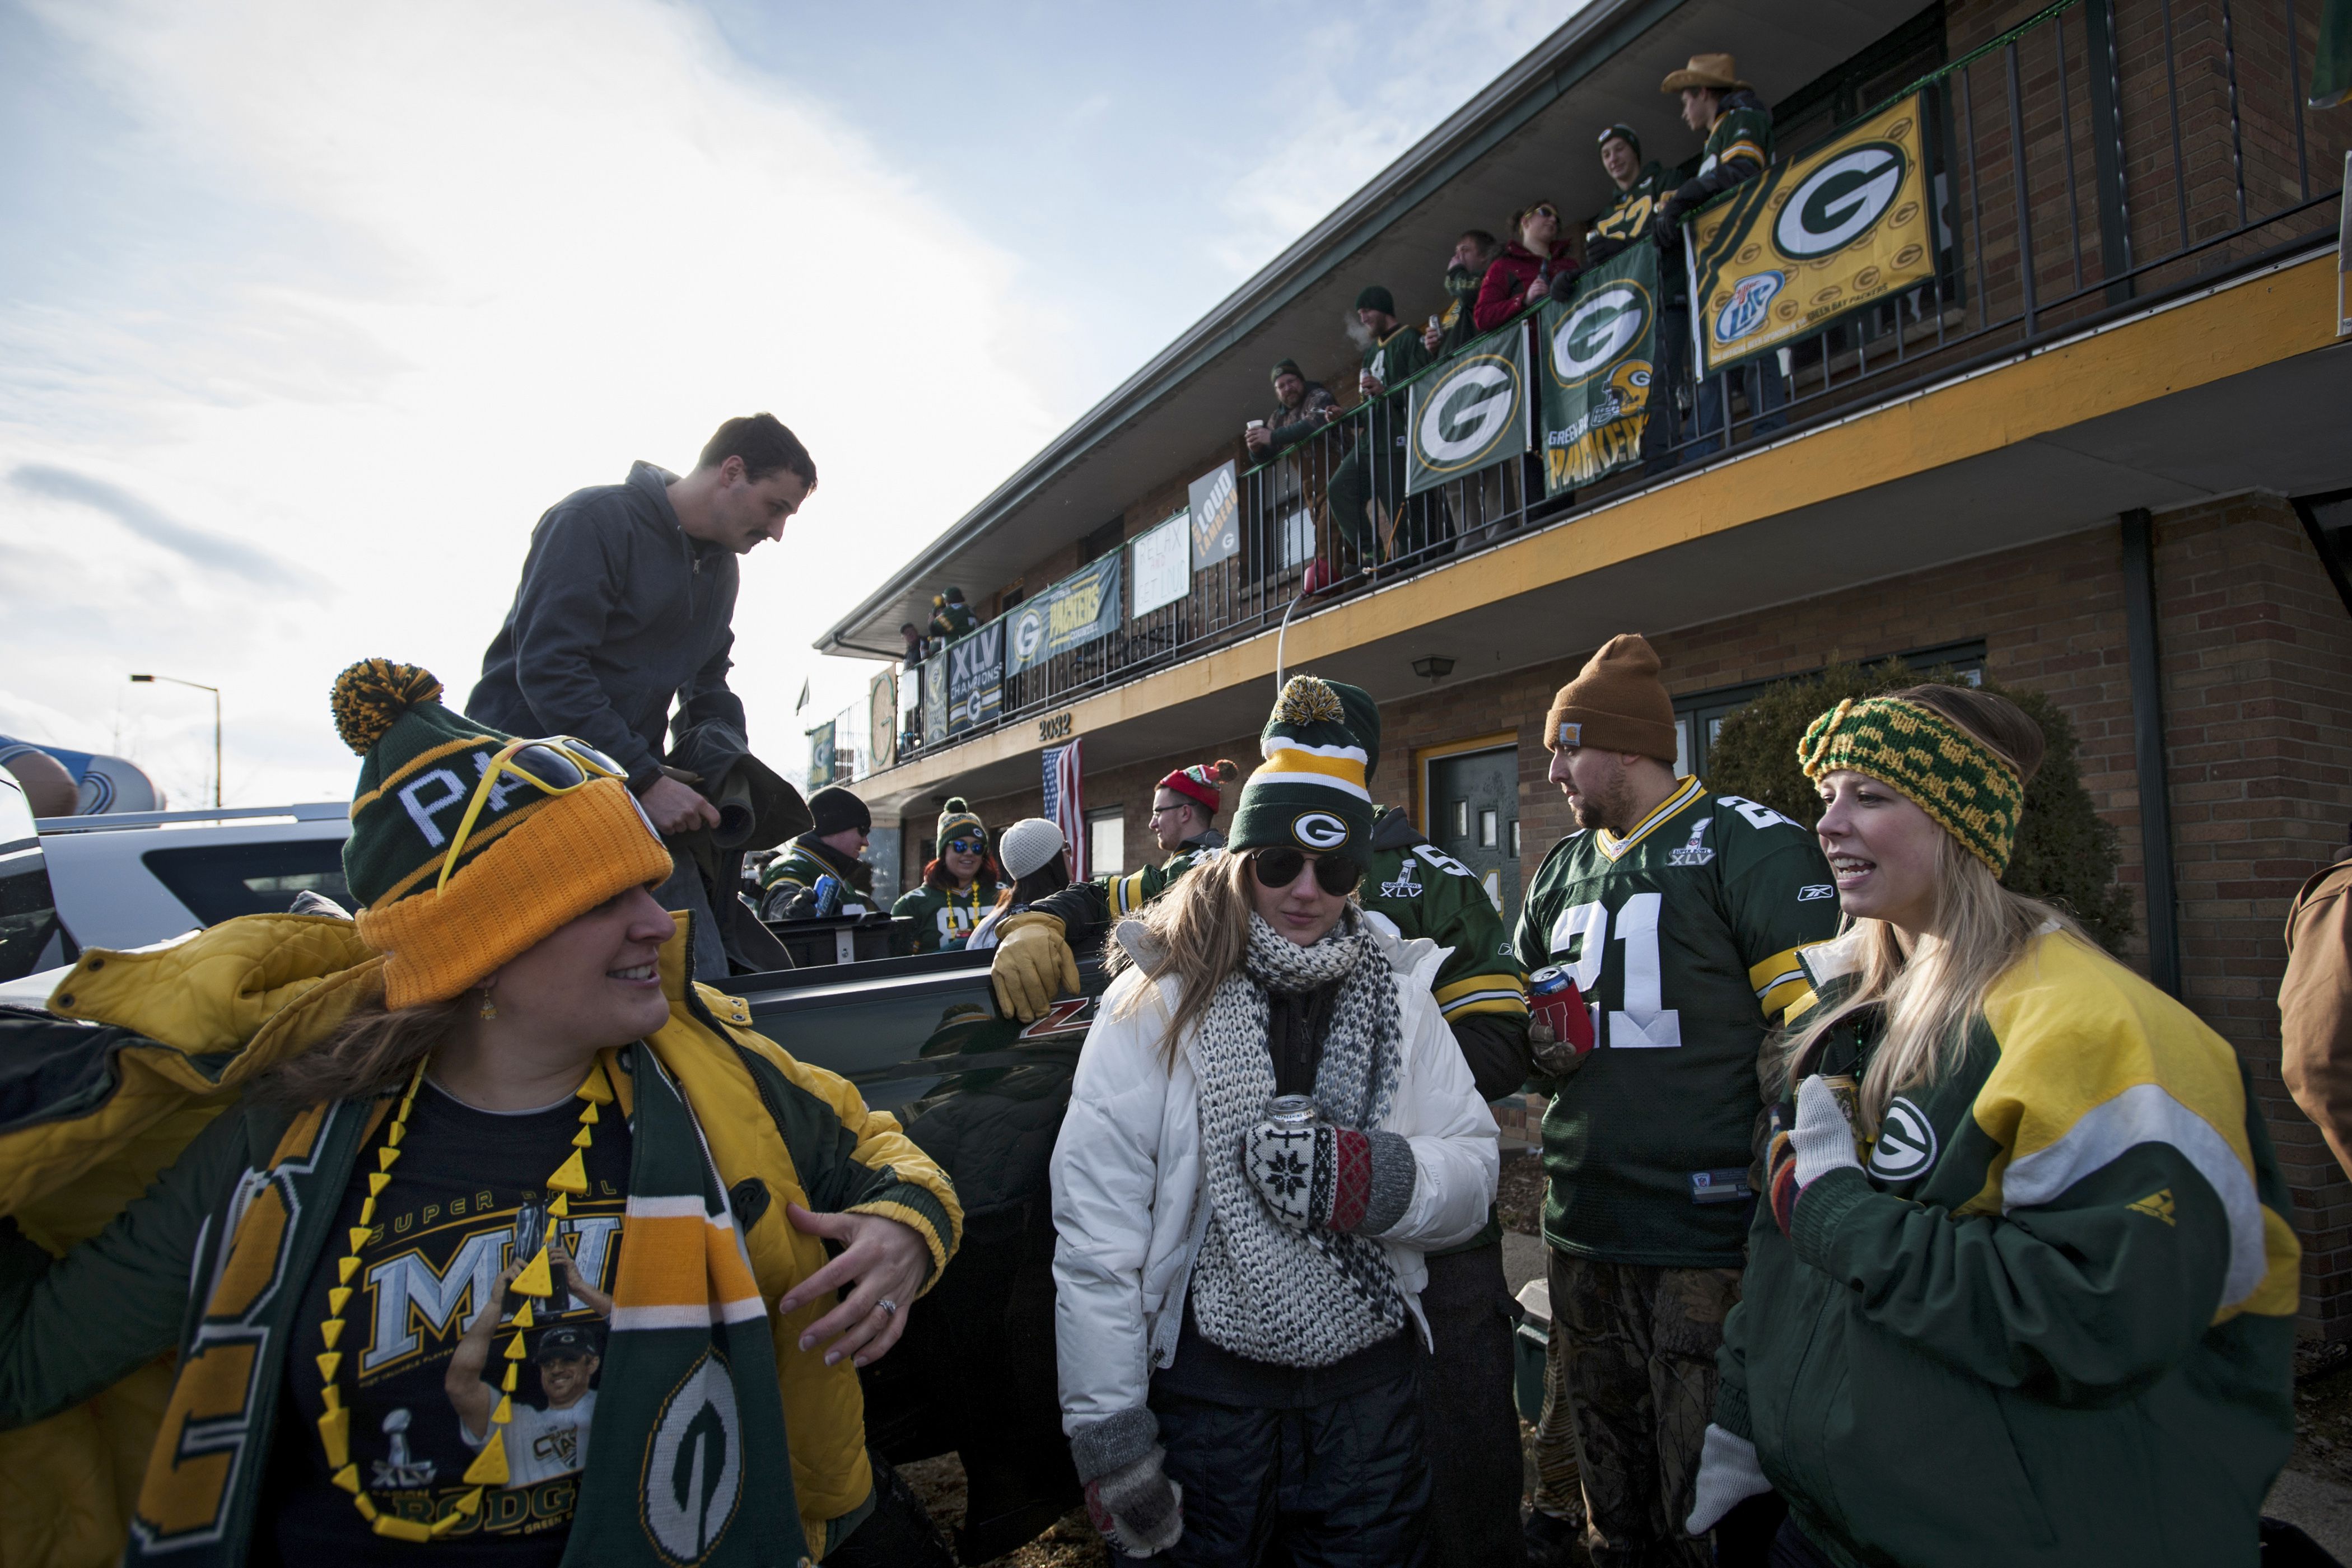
[1720,928,2299,1568]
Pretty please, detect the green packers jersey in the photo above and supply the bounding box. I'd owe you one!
[759,842,828,893]
[1361,324,1433,391]
[1513,777,1838,1264]
[1590,164,1674,243]
[1363,809,1529,1026]
[1701,106,1772,181]
[1438,264,1483,355]
[892,878,1001,953]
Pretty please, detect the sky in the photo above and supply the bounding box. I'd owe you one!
[0,0,1575,808]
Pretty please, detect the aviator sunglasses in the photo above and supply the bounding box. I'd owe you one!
[436,735,629,892]
[1248,847,1362,897]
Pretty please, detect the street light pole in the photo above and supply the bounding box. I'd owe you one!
[128,674,222,808]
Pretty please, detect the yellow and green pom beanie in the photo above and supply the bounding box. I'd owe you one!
[332,659,675,1009]
[936,797,987,851]
[1797,696,2026,875]
[1230,675,1375,860]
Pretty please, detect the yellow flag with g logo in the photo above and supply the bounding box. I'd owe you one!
[1688,93,1939,378]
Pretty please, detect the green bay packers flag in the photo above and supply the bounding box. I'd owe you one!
[1536,242,1659,494]
[1405,326,1530,496]
[1689,92,1937,378]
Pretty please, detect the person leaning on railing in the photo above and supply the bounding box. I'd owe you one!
[1472,199,1579,332]
[1582,122,1674,265]
[1326,284,1436,564]
[1421,229,1499,357]
[1244,358,1340,461]
[1653,54,1786,450]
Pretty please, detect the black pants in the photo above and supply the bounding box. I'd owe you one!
[824,1454,956,1568]
[1143,1366,1433,1566]
[1413,1243,1523,1568]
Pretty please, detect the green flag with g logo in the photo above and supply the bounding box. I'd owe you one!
[1535,243,1659,494]
[1404,326,1530,497]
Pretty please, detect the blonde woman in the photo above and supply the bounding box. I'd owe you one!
[1049,678,1497,1565]
[1688,685,2299,1567]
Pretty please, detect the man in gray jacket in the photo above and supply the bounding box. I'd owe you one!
[470,413,816,963]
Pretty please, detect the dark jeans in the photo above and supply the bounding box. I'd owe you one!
[1141,1365,1432,1567]
[1413,1242,1523,1568]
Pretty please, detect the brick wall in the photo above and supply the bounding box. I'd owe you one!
[906,493,2352,1330]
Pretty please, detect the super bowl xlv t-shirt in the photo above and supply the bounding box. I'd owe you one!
[260,1075,633,1562]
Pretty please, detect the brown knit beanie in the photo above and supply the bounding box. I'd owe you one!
[1544,634,1678,762]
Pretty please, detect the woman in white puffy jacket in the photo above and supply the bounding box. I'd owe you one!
[1047,680,1498,1566]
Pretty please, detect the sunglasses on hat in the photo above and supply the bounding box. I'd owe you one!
[1248,847,1362,896]
[436,735,629,893]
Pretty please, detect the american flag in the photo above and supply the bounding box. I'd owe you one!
[1043,738,1086,882]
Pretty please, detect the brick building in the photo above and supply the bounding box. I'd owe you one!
[819,0,2352,1330]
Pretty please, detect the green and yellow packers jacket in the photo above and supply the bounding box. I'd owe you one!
[0,913,960,1567]
[758,834,875,921]
[1721,928,2299,1568]
[1514,778,1840,1264]
[1589,164,1674,248]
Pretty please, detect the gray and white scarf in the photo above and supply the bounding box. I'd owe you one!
[1187,911,1408,1367]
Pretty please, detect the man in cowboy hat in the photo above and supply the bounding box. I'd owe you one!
[1651,53,1786,455]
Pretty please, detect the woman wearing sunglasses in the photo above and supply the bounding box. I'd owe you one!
[1051,676,1499,1566]
[893,797,1004,954]
[1472,197,1580,332]
[0,661,960,1568]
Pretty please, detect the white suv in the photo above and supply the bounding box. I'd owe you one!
[36,801,352,954]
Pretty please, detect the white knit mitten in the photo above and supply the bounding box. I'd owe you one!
[1789,1075,1862,1188]
[1685,1424,1771,1535]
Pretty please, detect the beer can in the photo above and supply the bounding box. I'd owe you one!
[1529,966,1596,1057]
[1529,965,1573,998]
[1818,1073,1869,1161]
[812,874,843,920]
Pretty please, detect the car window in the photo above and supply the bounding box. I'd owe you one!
[0,778,63,980]
[141,839,356,925]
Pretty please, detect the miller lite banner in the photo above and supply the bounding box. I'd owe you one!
[1002,551,1122,677]
[1687,92,1939,377]
[1404,324,1530,497]
[1536,241,1660,494]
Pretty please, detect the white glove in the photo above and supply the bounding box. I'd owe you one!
[1684,1423,1771,1535]
[1790,1075,1863,1188]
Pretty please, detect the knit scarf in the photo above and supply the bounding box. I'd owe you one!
[1187,912,1407,1367]
[562,1047,796,1566]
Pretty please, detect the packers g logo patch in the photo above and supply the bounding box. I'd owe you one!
[1291,811,1352,851]
[1868,1096,1939,1182]
[1775,141,1907,259]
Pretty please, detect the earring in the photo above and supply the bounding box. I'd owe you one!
[477,986,498,1021]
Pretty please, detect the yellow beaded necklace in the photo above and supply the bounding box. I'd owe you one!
[314,1054,615,1541]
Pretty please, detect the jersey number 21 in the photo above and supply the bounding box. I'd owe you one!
[1549,892,1683,1049]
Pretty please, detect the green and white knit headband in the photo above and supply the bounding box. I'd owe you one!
[1797,696,2025,875]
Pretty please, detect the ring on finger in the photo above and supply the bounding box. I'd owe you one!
[878,1297,898,1318]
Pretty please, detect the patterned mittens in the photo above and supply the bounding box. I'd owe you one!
[1245,1122,1418,1235]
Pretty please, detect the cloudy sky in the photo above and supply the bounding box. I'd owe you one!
[1,0,1574,808]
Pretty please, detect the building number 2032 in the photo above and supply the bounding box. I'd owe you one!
[1038,712,1074,743]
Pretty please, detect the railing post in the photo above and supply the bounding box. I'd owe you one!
[2005,41,2040,338]
[2120,508,2182,998]
[2082,0,2136,304]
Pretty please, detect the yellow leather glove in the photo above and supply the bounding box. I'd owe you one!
[992,911,1079,1023]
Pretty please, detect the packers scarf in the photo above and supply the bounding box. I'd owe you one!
[125,1047,796,1566]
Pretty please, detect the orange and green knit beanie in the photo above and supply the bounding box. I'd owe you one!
[332,659,675,1009]
[1796,695,2025,875]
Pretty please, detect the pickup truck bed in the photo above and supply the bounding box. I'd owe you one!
[735,943,1110,1560]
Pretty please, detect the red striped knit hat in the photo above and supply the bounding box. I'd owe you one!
[1158,759,1239,814]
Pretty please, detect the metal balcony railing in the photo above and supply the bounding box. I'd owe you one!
[879,0,2345,775]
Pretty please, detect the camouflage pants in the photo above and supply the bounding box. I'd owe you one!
[1546,1249,1742,1568]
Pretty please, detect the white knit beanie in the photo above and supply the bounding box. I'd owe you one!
[997,817,1066,881]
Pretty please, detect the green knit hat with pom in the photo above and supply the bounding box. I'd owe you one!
[332,659,674,1009]
[1229,675,1375,860]
[935,797,987,852]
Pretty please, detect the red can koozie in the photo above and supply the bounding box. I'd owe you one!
[1529,967,1597,1057]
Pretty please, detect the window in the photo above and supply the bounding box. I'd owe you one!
[142,839,355,925]
[1672,638,1986,780]
[1088,809,1126,878]
[1510,819,1520,858]
[1079,516,1126,565]
[1480,809,1498,848]
[1450,800,1469,838]
[1279,510,1314,568]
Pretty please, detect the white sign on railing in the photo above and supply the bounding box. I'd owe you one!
[1132,509,1191,616]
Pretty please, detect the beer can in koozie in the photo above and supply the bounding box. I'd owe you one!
[1529,966,1597,1057]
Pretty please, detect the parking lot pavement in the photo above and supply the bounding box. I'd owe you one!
[1503,1228,1547,1302]
[2269,1468,2352,1562]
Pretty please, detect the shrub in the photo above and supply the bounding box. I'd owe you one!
[1704,659,2136,954]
